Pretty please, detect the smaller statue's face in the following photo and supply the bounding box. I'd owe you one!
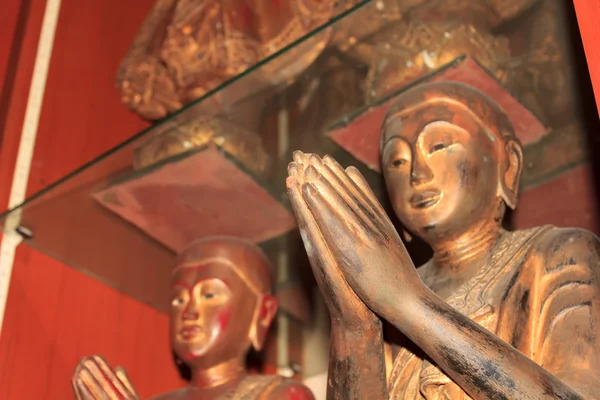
[382,110,499,239]
[170,262,258,368]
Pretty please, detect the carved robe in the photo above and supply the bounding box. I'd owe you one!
[217,375,283,400]
[149,375,283,400]
[159,0,333,100]
[388,226,600,399]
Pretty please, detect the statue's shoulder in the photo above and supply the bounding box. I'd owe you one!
[259,376,315,400]
[528,225,600,274]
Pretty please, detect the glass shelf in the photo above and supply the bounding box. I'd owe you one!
[1,0,597,318]
[0,0,386,314]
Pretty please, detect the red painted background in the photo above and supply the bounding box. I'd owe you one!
[0,1,598,399]
[573,0,600,114]
[0,1,184,398]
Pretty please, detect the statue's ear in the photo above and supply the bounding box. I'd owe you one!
[498,139,523,210]
[250,294,278,351]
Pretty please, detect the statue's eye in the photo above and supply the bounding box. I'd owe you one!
[172,297,185,306]
[429,143,447,153]
[429,143,448,153]
[202,292,216,300]
[391,158,406,168]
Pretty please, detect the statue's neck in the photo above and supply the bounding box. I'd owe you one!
[431,219,505,274]
[190,358,247,390]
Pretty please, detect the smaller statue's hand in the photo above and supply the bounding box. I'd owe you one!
[119,57,182,120]
[287,152,379,330]
[72,355,140,400]
[287,152,423,319]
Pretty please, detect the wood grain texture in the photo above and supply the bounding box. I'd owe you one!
[0,0,27,106]
[0,1,185,399]
[0,0,45,210]
[26,0,152,196]
[0,245,185,399]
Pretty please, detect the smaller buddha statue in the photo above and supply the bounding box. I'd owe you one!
[72,237,314,400]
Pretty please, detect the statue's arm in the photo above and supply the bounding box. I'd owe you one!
[383,292,588,399]
[326,320,388,400]
[529,227,600,398]
[286,155,389,400]
[379,229,600,400]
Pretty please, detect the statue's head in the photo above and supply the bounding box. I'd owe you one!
[170,237,278,369]
[380,81,523,243]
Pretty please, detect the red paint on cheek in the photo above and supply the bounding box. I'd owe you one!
[217,307,231,330]
[259,300,269,319]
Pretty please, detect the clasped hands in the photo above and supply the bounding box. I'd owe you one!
[287,151,421,326]
[72,355,139,400]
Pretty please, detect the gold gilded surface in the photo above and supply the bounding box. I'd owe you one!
[333,0,565,114]
[117,0,338,120]
[364,20,510,101]
[73,238,315,400]
[286,81,600,399]
[132,115,271,178]
[403,0,537,28]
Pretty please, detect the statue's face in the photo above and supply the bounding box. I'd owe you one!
[381,105,500,240]
[170,261,258,368]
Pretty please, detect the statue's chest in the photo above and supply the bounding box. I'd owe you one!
[387,228,548,399]
[216,375,280,400]
[434,230,541,332]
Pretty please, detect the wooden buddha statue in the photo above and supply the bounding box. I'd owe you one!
[340,0,541,103]
[286,81,600,399]
[117,0,336,120]
[72,236,314,400]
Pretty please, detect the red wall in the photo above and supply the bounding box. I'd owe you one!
[0,1,598,399]
[514,164,600,235]
[0,247,182,399]
[573,0,600,114]
[0,1,185,398]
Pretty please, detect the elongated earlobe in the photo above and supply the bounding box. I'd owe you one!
[249,295,278,351]
[498,139,523,210]
[402,229,413,243]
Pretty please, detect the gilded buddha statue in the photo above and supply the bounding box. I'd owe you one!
[117,0,337,120]
[72,237,315,400]
[339,0,571,130]
[332,0,538,100]
[287,82,600,399]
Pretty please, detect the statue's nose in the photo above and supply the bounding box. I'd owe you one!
[410,153,433,186]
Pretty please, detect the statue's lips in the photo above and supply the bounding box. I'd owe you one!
[179,325,203,340]
[409,191,441,209]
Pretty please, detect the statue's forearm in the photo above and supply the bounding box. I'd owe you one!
[386,292,584,400]
[327,321,388,400]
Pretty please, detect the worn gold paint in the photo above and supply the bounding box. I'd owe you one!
[287,81,600,399]
[72,237,315,400]
[116,0,336,120]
